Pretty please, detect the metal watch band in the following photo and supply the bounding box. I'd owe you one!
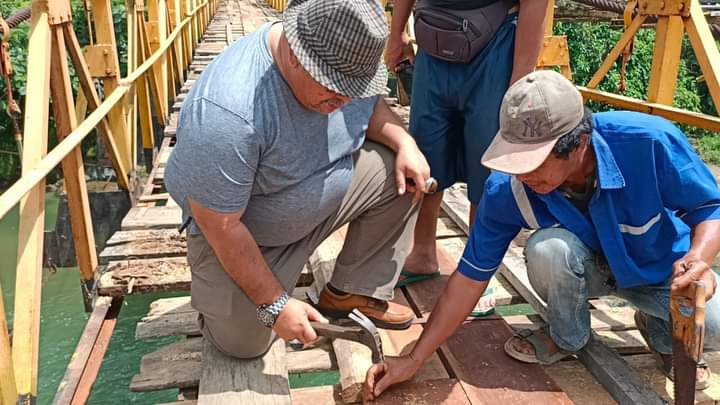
[267,292,289,316]
[257,291,289,327]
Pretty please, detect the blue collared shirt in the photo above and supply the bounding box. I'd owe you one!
[459,111,720,288]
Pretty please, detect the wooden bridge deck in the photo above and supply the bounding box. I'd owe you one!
[95,0,720,403]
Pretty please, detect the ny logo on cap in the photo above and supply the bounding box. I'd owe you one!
[522,117,544,139]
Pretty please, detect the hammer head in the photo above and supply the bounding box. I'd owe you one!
[348,309,385,363]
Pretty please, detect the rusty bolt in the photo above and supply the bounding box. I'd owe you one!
[104,49,109,55]
[660,1,665,9]
[105,68,112,74]
[642,1,648,9]
[678,2,684,11]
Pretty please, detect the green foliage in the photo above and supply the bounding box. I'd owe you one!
[556,22,719,164]
[0,0,128,187]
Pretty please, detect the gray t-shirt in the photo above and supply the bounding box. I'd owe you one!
[165,23,378,247]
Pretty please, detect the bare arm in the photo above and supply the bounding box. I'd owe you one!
[365,271,488,399]
[410,272,488,360]
[366,98,430,198]
[509,0,549,85]
[387,0,417,68]
[188,198,328,343]
[188,198,284,305]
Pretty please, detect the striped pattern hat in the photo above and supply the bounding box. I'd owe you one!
[283,0,389,98]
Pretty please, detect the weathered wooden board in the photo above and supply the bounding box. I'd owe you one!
[289,386,341,405]
[625,351,720,404]
[441,319,573,404]
[198,338,290,404]
[105,228,182,246]
[543,360,617,405]
[368,378,471,404]
[98,257,189,296]
[99,232,186,263]
[333,337,373,403]
[131,337,333,392]
[121,206,183,230]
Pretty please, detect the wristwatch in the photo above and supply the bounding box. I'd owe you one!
[256,292,289,328]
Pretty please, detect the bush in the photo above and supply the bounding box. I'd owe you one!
[0,0,127,187]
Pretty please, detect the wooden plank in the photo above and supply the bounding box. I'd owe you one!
[441,319,573,404]
[367,378,471,405]
[121,206,182,230]
[380,292,450,383]
[333,337,373,403]
[198,338,290,404]
[131,337,332,392]
[105,228,183,246]
[99,231,186,263]
[53,297,113,403]
[98,257,189,296]
[69,297,123,405]
[290,386,340,405]
[543,360,617,405]
[624,351,720,404]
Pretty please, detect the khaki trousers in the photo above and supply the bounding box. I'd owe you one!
[186,142,419,358]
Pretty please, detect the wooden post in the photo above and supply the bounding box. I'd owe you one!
[91,0,132,173]
[0,279,17,405]
[125,0,138,173]
[647,16,684,104]
[136,13,156,152]
[686,0,720,113]
[64,25,130,191]
[12,0,52,401]
[147,0,169,112]
[50,23,99,296]
[138,12,168,126]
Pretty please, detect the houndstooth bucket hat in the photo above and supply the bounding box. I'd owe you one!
[283,0,389,98]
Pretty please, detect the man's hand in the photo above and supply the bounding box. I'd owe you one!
[395,138,431,203]
[386,31,415,70]
[672,255,717,301]
[363,355,422,401]
[273,298,329,344]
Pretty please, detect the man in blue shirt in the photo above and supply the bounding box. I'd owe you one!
[364,70,720,399]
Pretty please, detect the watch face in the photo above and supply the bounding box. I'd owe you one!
[258,308,275,327]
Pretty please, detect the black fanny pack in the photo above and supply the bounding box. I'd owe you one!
[414,0,515,64]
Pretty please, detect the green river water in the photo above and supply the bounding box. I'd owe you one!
[0,195,181,404]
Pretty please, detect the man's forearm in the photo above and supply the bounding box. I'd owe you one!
[688,219,720,264]
[390,0,415,39]
[367,98,415,152]
[410,271,489,362]
[511,0,548,83]
[189,199,285,306]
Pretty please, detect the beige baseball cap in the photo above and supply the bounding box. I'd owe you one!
[481,70,585,175]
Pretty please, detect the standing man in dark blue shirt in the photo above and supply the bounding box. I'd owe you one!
[386,0,548,314]
[364,71,720,399]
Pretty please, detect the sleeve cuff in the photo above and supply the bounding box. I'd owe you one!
[681,204,720,227]
[457,257,498,282]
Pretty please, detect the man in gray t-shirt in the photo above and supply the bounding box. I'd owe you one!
[165,0,430,359]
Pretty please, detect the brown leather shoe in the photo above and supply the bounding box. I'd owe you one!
[316,286,414,330]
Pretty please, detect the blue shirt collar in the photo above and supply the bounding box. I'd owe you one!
[592,130,626,190]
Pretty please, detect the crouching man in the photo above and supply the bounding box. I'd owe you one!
[165,0,430,359]
[365,71,720,399]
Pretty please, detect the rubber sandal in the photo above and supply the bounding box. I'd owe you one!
[504,327,573,365]
[468,287,496,318]
[395,269,441,288]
